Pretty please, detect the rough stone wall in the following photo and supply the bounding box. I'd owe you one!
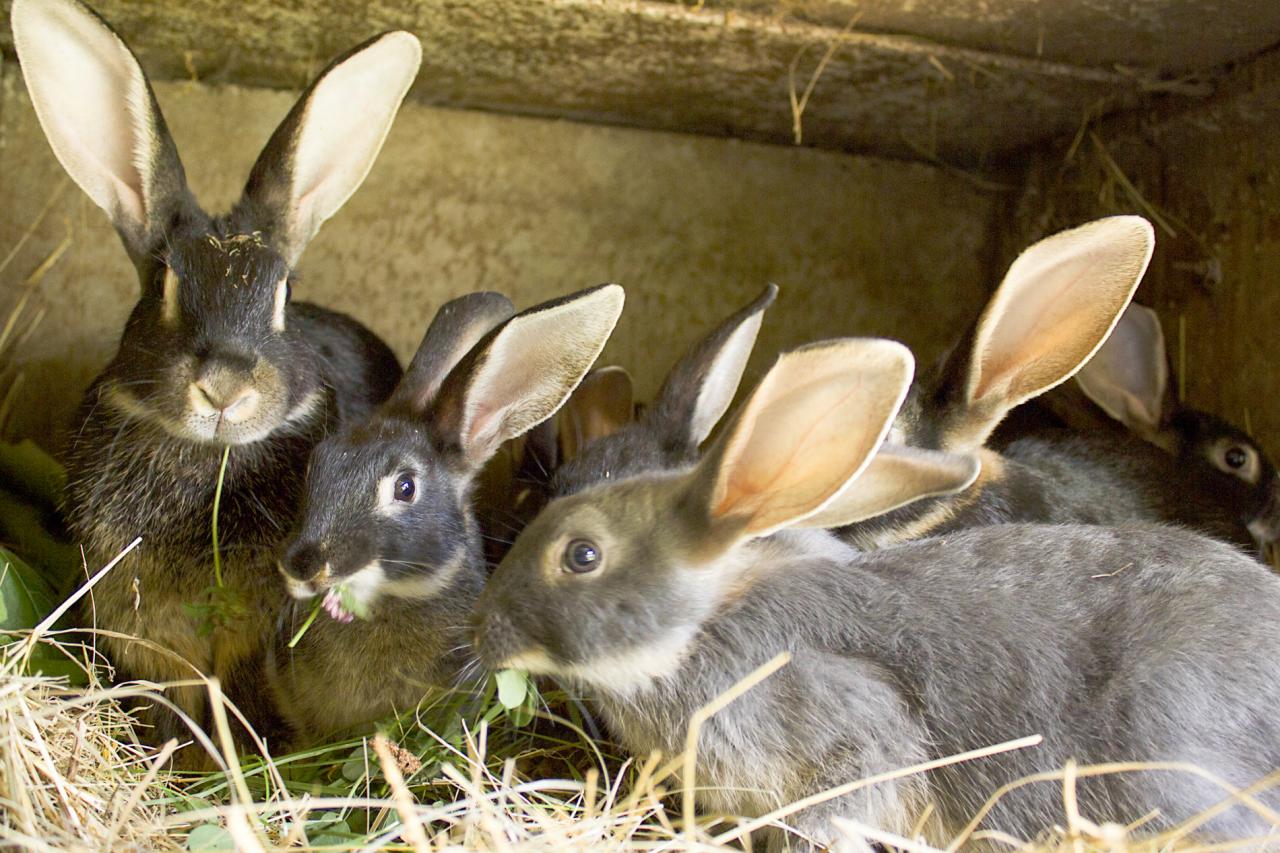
[0,58,999,448]
[1001,46,1280,461]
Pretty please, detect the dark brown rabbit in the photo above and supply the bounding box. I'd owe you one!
[12,0,416,749]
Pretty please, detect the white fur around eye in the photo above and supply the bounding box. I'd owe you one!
[1216,442,1261,485]
[377,471,417,515]
[272,278,288,332]
[162,268,180,325]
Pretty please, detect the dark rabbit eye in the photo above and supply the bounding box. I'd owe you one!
[563,538,601,574]
[394,473,416,502]
[1224,447,1249,469]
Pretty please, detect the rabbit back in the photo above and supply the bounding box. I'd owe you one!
[590,523,1280,843]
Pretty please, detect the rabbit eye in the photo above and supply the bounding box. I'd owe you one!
[394,473,416,502]
[1224,447,1249,469]
[562,538,601,574]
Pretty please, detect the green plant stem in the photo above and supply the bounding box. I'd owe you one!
[212,445,230,588]
[288,599,323,649]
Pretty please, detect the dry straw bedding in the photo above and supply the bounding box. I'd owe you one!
[4,609,1280,851]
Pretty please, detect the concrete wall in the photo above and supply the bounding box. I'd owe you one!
[1003,46,1280,462]
[0,58,999,448]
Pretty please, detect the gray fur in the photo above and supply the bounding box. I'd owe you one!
[272,286,622,744]
[478,491,1280,847]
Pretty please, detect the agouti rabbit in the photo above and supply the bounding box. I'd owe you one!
[475,337,1280,849]
[999,302,1280,560]
[837,216,1268,556]
[12,0,414,744]
[550,284,777,497]
[271,286,624,743]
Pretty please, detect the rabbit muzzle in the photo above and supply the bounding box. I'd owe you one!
[279,541,333,599]
[472,607,536,672]
[1248,476,1280,565]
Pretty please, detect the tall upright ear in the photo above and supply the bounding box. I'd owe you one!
[240,31,421,265]
[793,445,980,529]
[11,0,191,263]
[936,216,1155,450]
[431,285,626,469]
[559,366,635,462]
[696,338,914,541]
[1075,302,1171,437]
[389,291,515,416]
[650,284,778,450]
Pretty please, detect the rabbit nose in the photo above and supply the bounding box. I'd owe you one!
[473,608,523,669]
[190,374,259,422]
[283,542,330,582]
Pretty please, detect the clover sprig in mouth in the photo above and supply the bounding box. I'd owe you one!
[321,583,370,624]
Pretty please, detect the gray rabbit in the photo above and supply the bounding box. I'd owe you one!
[475,338,1280,850]
[996,302,1280,561]
[12,0,415,746]
[836,216,1271,557]
[550,284,777,497]
[270,286,624,743]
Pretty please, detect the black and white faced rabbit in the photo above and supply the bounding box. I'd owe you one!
[549,284,778,497]
[271,286,624,743]
[1065,303,1280,558]
[12,0,414,745]
[835,216,1264,555]
[475,338,1280,850]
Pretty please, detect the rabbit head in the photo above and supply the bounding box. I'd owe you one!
[474,338,976,689]
[11,0,420,445]
[551,284,778,496]
[280,286,625,621]
[1075,302,1280,556]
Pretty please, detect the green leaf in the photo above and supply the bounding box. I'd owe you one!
[0,548,54,630]
[337,584,371,621]
[0,488,81,593]
[186,823,234,851]
[0,440,66,509]
[495,668,528,710]
[340,757,367,782]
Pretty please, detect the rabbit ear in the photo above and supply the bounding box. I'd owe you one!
[695,338,913,540]
[934,216,1155,450]
[240,31,421,266]
[1075,302,1171,436]
[560,366,635,462]
[11,0,191,263]
[431,285,626,470]
[792,445,980,529]
[390,291,516,416]
[649,284,778,451]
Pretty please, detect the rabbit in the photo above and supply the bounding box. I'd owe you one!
[548,284,778,498]
[12,0,416,747]
[474,337,1280,851]
[270,285,624,743]
[467,283,774,566]
[831,216,1264,556]
[994,302,1280,562]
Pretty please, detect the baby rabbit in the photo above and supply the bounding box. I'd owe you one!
[475,338,1280,850]
[13,0,414,744]
[271,285,624,743]
[1065,303,1280,558]
[550,284,778,497]
[838,216,1264,554]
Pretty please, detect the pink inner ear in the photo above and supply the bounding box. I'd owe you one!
[702,340,914,536]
